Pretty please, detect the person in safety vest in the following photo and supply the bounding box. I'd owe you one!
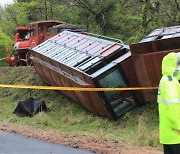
[157,52,180,154]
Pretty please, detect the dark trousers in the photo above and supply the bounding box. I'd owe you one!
[164,144,180,154]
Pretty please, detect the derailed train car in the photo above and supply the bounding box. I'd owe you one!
[30,25,180,119]
[30,31,136,119]
[129,25,180,103]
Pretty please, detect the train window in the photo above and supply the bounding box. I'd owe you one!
[38,26,43,36]
[19,30,28,39]
[140,36,157,42]
[30,25,36,37]
[47,26,57,36]
[161,35,173,39]
[98,69,126,100]
[174,33,180,37]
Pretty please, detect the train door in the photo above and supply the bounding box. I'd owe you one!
[29,24,38,48]
[38,24,44,44]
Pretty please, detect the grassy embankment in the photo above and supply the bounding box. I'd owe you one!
[0,66,161,150]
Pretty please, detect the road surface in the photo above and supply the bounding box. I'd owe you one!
[0,130,94,154]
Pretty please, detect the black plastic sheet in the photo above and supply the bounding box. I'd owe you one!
[13,97,49,117]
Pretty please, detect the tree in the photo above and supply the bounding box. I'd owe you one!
[0,27,13,66]
[65,0,117,35]
[0,0,179,44]
[0,2,29,36]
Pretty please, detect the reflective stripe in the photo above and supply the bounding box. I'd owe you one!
[157,98,180,105]
[158,84,161,95]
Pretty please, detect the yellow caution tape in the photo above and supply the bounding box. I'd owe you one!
[0,84,158,91]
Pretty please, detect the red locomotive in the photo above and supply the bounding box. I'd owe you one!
[5,20,81,66]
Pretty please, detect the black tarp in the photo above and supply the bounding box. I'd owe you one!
[13,97,49,117]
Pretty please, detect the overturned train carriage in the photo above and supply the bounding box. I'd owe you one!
[30,31,137,119]
[129,25,180,103]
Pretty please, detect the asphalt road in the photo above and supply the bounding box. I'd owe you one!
[0,130,94,154]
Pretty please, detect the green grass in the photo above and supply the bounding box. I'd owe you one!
[0,66,161,150]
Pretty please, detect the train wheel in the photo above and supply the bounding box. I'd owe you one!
[26,52,32,66]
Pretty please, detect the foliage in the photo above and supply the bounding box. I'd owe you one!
[0,0,179,43]
[0,3,29,37]
[0,28,13,66]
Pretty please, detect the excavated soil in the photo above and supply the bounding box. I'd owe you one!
[0,121,162,154]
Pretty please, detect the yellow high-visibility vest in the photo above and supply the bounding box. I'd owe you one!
[158,52,180,144]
